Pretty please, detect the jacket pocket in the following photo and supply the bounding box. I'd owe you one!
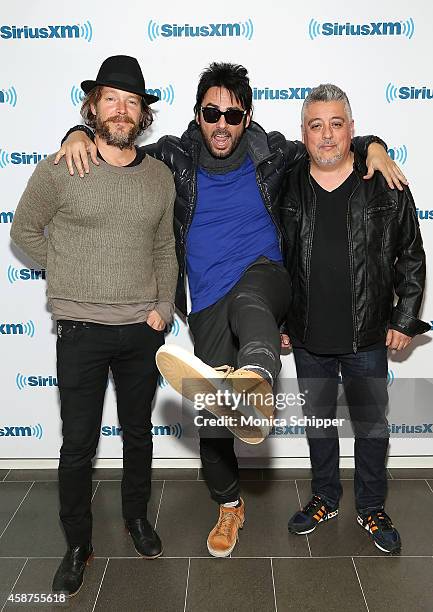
[280,202,299,241]
[366,198,397,217]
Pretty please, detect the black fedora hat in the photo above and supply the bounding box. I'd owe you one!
[81,55,159,105]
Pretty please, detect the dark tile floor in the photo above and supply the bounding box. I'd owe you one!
[1,468,433,611]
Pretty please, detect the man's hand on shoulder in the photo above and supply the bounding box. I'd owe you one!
[54,131,98,178]
[364,142,408,191]
[386,329,412,351]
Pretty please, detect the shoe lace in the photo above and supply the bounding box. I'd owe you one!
[367,510,394,531]
[215,511,239,538]
[215,365,235,379]
[302,495,327,516]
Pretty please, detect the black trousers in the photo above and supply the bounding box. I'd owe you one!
[293,347,389,513]
[188,258,291,504]
[56,320,164,546]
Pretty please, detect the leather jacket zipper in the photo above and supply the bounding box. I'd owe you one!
[303,173,317,342]
[347,176,361,354]
[255,159,284,251]
[182,145,199,266]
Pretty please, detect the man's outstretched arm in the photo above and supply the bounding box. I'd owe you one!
[54,125,170,176]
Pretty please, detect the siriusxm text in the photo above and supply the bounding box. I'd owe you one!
[321,22,405,36]
[1,25,80,39]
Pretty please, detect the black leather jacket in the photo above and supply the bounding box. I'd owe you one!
[144,120,378,315]
[281,153,430,350]
[144,120,306,314]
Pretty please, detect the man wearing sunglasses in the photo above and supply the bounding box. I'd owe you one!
[55,62,405,559]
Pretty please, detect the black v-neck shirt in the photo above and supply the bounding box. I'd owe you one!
[302,172,356,354]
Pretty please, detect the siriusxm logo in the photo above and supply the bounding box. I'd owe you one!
[167,316,180,336]
[308,18,414,39]
[158,375,168,389]
[0,149,47,168]
[389,423,433,434]
[102,423,182,438]
[16,373,57,390]
[338,369,395,387]
[270,425,306,436]
[388,145,407,164]
[386,83,433,103]
[0,21,93,42]
[0,211,14,224]
[7,265,46,284]
[416,209,433,221]
[387,369,395,387]
[253,87,312,101]
[0,424,43,439]
[0,320,35,337]
[69,86,84,106]
[147,19,254,41]
[70,84,175,106]
[0,86,17,107]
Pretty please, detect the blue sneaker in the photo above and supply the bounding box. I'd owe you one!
[288,495,339,535]
[357,510,401,554]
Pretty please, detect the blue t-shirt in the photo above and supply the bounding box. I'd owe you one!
[186,156,282,313]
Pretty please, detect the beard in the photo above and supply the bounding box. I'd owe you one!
[315,151,343,165]
[314,142,343,166]
[202,127,245,159]
[95,114,140,150]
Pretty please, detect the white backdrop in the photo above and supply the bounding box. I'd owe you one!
[1,0,432,463]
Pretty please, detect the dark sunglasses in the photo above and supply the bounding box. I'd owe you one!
[200,106,248,126]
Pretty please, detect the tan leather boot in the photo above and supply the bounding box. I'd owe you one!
[207,499,245,557]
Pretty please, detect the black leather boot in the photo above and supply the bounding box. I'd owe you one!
[52,543,93,597]
[125,518,162,558]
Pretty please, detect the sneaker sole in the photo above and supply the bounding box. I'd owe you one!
[156,345,266,445]
[207,540,236,558]
[156,344,224,400]
[288,509,339,535]
[356,515,401,554]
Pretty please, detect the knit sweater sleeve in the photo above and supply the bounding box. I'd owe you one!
[153,181,178,306]
[10,159,59,268]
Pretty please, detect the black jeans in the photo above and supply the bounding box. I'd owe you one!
[56,320,164,546]
[188,258,291,504]
[293,347,389,513]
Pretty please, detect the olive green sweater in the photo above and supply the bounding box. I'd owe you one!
[11,154,177,305]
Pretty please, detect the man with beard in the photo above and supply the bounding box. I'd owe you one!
[11,56,177,596]
[56,62,405,558]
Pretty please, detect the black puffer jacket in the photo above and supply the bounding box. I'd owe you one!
[144,120,377,315]
[281,153,430,350]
